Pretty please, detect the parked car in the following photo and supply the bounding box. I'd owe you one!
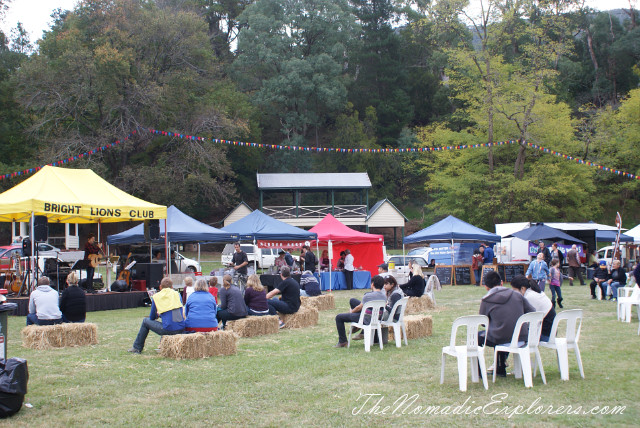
[386,255,431,275]
[130,247,201,273]
[407,247,432,258]
[220,244,281,269]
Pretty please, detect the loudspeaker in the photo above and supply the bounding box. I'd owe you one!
[22,238,31,257]
[133,263,163,289]
[144,220,160,241]
[34,216,48,242]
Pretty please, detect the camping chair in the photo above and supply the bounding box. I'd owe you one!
[381,297,409,348]
[347,300,386,352]
[493,312,546,388]
[440,315,489,392]
[539,309,584,381]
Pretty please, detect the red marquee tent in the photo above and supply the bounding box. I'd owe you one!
[310,214,384,275]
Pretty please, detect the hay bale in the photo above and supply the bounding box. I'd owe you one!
[226,316,279,337]
[159,330,237,359]
[279,306,319,329]
[405,295,435,314]
[300,294,335,311]
[388,315,433,341]
[21,323,98,350]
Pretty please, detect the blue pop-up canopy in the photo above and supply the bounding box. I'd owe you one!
[107,205,238,244]
[595,230,634,243]
[404,215,501,244]
[221,210,317,241]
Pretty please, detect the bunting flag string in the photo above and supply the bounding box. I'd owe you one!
[1,127,639,181]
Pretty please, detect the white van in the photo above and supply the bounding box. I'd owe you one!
[597,245,628,268]
[221,244,281,269]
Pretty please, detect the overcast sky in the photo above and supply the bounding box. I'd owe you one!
[1,0,636,43]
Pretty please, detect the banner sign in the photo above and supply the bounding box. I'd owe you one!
[527,242,584,257]
[257,241,306,249]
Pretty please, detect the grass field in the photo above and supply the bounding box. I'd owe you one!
[3,283,639,427]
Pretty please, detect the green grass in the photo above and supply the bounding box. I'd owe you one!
[4,284,638,427]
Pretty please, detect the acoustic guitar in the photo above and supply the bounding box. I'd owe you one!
[88,254,108,268]
[10,254,23,294]
[117,252,133,287]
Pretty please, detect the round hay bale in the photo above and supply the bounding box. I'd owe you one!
[159,330,237,359]
[279,306,319,329]
[226,316,280,337]
[405,295,435,314]
[389,315,433,341]
[21,323,98,350]
[300,294,335,311]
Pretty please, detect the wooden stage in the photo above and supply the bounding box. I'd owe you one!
[6,291,148,316]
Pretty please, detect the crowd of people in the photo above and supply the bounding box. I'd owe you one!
[24,237,640,360]
[127,262,313,352]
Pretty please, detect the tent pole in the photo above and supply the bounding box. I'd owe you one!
[451,238,455,266]
[329,240,332,293]
[31,211,35,293]
[254,238,257,274]
[165,219,169,277]
[197,243,201,267]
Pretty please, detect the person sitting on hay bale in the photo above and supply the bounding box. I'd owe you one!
[59,272,86,323]
[266,266,301,328]
[182,277,195,304]
[244,274,270,316]
[334,275,386,348]
[400,263,426,297]
[300,270,321,297]
[184,279,218,333]
[128,277,185,354]
[216,274,247,329]
[208,277,219,302]
[27,277,62,326]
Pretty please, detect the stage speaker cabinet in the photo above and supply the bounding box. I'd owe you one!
[144,219,160,241]
[22,237,31,257]
[34,215,48,242]
[134,263,163,289]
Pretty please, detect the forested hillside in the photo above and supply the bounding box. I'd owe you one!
[0,0,638,232]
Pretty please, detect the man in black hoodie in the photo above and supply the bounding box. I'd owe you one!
[478,271,535,377]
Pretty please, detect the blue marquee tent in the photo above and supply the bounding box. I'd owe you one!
[404,215,501,244]
[221,210,317,241]
[107,205,238,245]
[509,224,585,244]
[595,230,634,243]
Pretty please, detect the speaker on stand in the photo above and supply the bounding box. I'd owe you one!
[34,216,48,242]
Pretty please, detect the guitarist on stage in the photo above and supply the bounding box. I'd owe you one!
[84,233,102,292]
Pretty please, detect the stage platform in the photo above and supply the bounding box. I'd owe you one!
[6,291,148,316]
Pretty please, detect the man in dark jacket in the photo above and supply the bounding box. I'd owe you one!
[590,260,609,300]
[536,242,552,265]
[479,271,535,377]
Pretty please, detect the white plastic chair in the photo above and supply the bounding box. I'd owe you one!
[616,287,634,320]
[493,312,546,388]
[540,309,584,380]
[425,275,439,305]
[618,286,640,323]
[380,297,409,348]
[441,315,489,392]
[348,300,386,352]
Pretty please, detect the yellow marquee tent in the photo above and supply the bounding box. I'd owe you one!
[0,166,166,223]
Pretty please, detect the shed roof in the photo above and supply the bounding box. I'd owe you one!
[257,173,371,190]
[367,198,408,221]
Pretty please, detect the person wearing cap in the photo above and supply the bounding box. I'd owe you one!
[377,263,389,276]
[590,260,609,300]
